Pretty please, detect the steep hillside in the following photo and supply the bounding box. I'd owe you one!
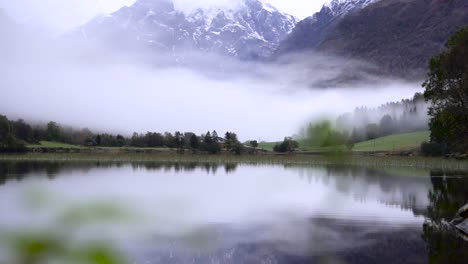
[276,0,379,53]
[318,0,468,78]
[277,0,468,79]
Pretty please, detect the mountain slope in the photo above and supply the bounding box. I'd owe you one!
[317,0,468,78]
[276,0,379,53]
[81,0,297,59]
[277,0,468,78]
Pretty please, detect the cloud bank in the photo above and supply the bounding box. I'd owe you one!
[0,19,422,141]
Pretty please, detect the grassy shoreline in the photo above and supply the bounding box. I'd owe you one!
[1,152,468,171]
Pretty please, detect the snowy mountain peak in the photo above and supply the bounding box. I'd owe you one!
[242,0,275,12]
[133,0,174,9]
[82,0,297,60]
[187,0,297,30]
[322,0,380,17]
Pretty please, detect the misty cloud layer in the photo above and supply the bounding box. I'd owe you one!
[0,20,423,141]
[1,0,323,33]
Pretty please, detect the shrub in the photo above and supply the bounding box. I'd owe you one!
[421,141,445,156]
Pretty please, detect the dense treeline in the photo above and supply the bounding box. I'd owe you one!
[300,93,429,148]
[0,116,28,152]
[337,93,428,144]
[0,114,257,154]
[422,26,468,156]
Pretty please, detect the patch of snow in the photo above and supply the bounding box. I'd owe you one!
[262,2,277,13]
[322,0,381,17]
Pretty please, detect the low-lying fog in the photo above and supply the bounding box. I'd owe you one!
[0,24,422,141]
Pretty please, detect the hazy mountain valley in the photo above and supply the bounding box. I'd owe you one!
[1,1,468,264]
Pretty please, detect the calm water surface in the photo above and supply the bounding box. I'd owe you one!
[1,161,468,264]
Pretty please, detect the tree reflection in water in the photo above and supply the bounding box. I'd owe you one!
[423,170,468,264]
[3,161,468,263]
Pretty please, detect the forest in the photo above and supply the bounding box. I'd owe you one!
[300,93,429,148]
[0,114,258,154]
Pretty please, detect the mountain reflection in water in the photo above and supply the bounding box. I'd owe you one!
[0,161,468,264]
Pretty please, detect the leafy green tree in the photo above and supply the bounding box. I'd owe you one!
[13,119,33,142]
[273,137,299,153]
[0,115,26,152]
[305,121,332,147]
[116,135,126,147]
[32,126,46,143]
[164,132,176,148]
[130,132,146,148]
[224,132,240,151]
[423,26,468,153]
[231,144,244,155]
[144,132,164,147]
[249,140,259,148]
[0,115,12,141]
[322,131,348,147]
[46,122,64,142]
[305,120,349,147]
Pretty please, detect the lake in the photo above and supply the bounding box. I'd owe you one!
[1,160,468,264]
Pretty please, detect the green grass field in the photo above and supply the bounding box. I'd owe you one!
[258,142,278,151]
[353,131,430,152]
[27,141,83,149]
[260,131,430,153]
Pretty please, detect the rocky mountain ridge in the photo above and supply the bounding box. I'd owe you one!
[81,0,297,59]
[276,0,380,53]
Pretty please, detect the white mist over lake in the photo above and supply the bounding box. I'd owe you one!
[0,22,422,141]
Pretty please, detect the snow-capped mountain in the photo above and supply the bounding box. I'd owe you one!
[321,0,379,19]
[81,0,297,60]
[276,0,380,53]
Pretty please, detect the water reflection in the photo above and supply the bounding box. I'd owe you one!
[0,161,468,263]
[0,161,240,185]
[423,172,468,264]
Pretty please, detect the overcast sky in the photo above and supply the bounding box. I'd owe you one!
[1,0,327,33]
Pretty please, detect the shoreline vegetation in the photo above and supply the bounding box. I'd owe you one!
[25,130,440,157]
[1,153,468,171]
[0,111,433,157]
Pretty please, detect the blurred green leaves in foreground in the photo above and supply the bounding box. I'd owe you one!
[0,189,132,264]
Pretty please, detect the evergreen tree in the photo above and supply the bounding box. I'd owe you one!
[189,134,200,149]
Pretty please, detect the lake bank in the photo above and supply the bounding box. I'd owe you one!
[1,152,468,171]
